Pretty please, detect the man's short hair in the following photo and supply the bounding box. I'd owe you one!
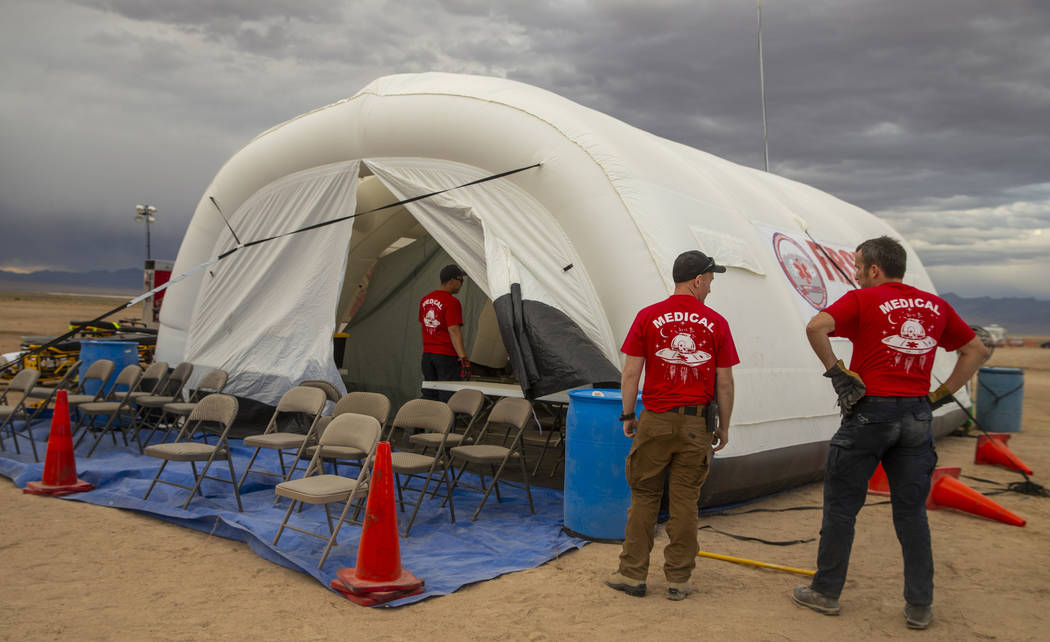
[856,236,906,279]
[440,264,466,284]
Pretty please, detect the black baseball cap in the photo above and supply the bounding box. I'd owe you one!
[672,250,726,283]
[440,264,466,284]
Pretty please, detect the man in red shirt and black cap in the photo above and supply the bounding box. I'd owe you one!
[419,264,471,401]
[792,236,987,630]
[605,249,739,601]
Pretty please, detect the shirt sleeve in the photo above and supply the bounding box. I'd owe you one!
[620,311,647,357]
[824,290,860,339]
[938,304,977,352]
[446,296,463,327]
[715,321,741,368]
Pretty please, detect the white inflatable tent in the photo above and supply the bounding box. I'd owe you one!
[157,72,968,505]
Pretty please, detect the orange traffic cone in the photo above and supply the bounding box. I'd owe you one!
[331,441,423,605]
[975,433,1033,475]
[24,390,94,496]
[868,463,890,496]
[926,466,1025,527]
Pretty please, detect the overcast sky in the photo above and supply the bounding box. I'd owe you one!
[1,0,1047,299]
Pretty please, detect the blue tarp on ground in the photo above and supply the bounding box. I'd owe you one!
[0,419,586,606]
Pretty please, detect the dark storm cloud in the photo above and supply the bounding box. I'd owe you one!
[1,0,1047,297]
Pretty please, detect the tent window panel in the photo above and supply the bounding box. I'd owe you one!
[619,178,764,286]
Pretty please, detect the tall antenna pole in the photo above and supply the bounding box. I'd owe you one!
[757,0,770,172]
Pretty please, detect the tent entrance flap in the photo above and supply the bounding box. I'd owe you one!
[184,161,359,405]
[495,283,620,400]
[364,158,620,365]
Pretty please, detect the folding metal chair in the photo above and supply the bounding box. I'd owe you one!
[65,359,115,410]
[522,402,567,477]
[409,387,484,455]
[272,413,381,567]
[302,391,391,475]
[24,358,81,419]
[0,368,41,460]
[237,386,327,493]
[73,364,143,457]
[388,399,456,536]
[129,361,194,450]
[151,368,229,444]
[108,360,166,402]
[299,379,341,406]
[446,397,536,521]
[142,394,243,511]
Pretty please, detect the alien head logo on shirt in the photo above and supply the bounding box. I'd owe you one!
[882,317,937,356]
[423,308,441,331]
[880,305,940,374]
[655,332,712,367]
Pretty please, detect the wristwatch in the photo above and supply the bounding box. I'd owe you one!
[619,411,636,421]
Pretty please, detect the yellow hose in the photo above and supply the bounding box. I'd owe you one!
[697,550,815,576]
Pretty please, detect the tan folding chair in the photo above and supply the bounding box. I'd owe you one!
[65,359,116,409]
[237,386,327,493]
[302,391,391,475]
[409,387,484,454]
[300,379,341,405]
[73,364,143,457]
[129,361,194,451]
[388,399,456,536]
[18,360,84,459]
[272,413,381,567]
[522,403,567,478]
[0,368,41,460]
[25,358,82,414]
[111,361,169,405]
[153,368,229,444]
[446,397,536,521]
[142,394,243,511]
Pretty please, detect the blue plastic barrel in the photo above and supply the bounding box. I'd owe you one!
[976,366,1024,433]
[79,340,138,396]
[564,389,644,541]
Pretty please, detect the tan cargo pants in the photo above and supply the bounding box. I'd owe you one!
[617,408,712,583]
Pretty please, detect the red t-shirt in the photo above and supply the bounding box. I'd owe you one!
[621,294,740,412]
[419,290,463,357]
[824,282,975,396]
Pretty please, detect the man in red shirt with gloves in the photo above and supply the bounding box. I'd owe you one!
[792,236,987,630]
[419,264,471,401]
[605,250,739,601]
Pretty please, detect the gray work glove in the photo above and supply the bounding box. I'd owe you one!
[823,359,866,413]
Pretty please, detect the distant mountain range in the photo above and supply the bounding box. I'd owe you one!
[0,268,142,295]
[941,293,1050,336]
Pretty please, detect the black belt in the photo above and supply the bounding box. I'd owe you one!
[666,404,705,416]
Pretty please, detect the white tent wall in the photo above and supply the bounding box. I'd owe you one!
[156,72,971,504]
[181,162,358,404]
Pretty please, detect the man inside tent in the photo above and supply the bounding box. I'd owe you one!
[792,236,987,630]
[606,250,738,601]
[419,264,470,401]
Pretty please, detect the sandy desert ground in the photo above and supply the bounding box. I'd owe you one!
[1,292,1048,640]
